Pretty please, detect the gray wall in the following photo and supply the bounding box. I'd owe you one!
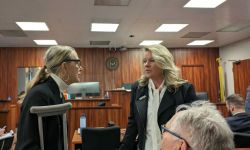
[219,38,250,96]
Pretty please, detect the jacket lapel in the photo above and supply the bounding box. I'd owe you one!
[135,85,148,128]
[158,90,175,117]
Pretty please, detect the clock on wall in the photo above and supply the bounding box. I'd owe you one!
[106,57,119,70]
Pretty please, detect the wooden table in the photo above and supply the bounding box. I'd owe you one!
[71,130,82,150]
[71,129,126,150]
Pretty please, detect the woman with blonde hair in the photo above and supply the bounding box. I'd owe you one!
[120,44,197,150]
[16,45,82,150]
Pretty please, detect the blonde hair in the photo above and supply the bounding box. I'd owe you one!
[139,44,186,90]
[18,45,75,103]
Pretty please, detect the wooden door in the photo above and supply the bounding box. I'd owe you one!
[233,59,250,99]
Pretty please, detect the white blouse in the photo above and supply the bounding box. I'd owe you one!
[145,79,166,150]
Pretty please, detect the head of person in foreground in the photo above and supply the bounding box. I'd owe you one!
[161,101,235,150]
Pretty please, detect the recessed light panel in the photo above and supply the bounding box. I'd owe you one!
[16,22,49,31]
[155,24,188,32]
[91,23,119,32]
[187,40,214,46]
[139,40,163,46]
[184,0,226,8]
[33,40,58,45]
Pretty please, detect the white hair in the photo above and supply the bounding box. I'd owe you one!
[171,101,234,150]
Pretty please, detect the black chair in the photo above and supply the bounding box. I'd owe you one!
[234,132,250,148]
[0,134,14,150]
[196,92,209,100]
[81,126,120,150]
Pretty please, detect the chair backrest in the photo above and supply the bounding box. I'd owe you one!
[81,126,120,150]
[0,135,14,150]
[234,132,250,148]
[196,92,209,100]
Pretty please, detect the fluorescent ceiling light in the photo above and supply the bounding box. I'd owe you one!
[91,23,119,32]
[184,0,226,8]
[33,40,58,45]
[139,40,163,46]
[16,22,49,31]
[155,24,188,32]
[187,40,214,46]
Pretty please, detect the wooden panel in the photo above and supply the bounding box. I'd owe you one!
[0,48,9,99]
[127,50,143,82]
[233,59,250,99]
[108,90,131,127]
[215,103,229,117]
[181,65,205,92]
[171,48,219,102]
[8,104,17,130]
[120,51,131,83]
[0,110,8,128]
[0,101,10,130]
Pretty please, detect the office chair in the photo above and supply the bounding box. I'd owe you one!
[196,92,209,100]
[30,102,72,150]
[0,134,14,150]
[234,132,250,148]
[81,126,120,150]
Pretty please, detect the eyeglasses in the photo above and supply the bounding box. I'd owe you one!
[161,125,191,149]
[51,59,83,69]
[63,59,82,68]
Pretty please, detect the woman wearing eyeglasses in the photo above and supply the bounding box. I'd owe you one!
[16,45,82,150]
[120,44,197,150]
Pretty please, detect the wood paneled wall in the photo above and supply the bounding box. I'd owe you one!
[76,48,143,95]
[233,59,250,99]
[0,47,219,130]
[171,48,219,101]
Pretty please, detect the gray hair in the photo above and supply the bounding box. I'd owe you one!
[172,101,234,150]
[175,101,214,113]
[139,44,186,90]
[226,94,245,109]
